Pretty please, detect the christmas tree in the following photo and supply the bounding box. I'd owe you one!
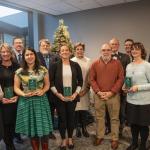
[52,19,73,53]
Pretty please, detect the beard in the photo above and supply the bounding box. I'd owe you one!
[101,55,111,62]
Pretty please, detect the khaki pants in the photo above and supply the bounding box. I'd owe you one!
[94,93,120,141]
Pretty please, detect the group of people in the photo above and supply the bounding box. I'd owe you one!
[0,36,150,150]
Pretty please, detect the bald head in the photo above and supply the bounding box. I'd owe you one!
[101,43,112,62]
[109,38,120,53]
[101,43,111,50]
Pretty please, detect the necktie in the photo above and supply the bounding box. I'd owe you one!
[44,55,49,69]
[18,54,22,64]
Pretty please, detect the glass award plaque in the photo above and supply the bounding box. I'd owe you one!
[4,87,14,99]
[63,87,72,101]
[28,78,37,91]
[125,77,132,89]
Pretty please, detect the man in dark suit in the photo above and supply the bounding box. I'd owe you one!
[37,39,59,139]
[109,38,130,136]
[12,37,24,65]
[12,37,24,144]
[124,38,134,62]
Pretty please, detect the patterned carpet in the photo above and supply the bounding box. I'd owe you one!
[1,124,150,150]
[1,105,150,150]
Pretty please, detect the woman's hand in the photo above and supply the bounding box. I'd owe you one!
[34,89,45,96]
[79,90,87,97]
[128,85,138,93]
[122,84,129,93]
[2,96,18,104]
[70,92,78,101]
[56,92,65,101]
[24,92,34,97]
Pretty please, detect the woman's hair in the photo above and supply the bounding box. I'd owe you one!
[0,43,16,61]
[22,47,40,74]
[132,42,147,60]
[124,38,134,44]
[59,43,71,52]
[74,42,85,51]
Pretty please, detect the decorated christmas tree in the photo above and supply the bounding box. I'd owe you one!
[52,19,73,53]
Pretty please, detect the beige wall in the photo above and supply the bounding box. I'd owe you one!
[42,0,150,59]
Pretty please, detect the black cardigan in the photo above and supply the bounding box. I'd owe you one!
[50,60,83,102]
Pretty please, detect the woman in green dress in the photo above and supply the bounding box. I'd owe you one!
[14,47,53,150]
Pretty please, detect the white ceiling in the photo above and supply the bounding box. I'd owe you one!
[2,0,138,15]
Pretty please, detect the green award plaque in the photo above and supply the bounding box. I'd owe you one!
[4,87,14,99]
[125,77,132,89]
[63,87,72,101]
[28,78,37,91]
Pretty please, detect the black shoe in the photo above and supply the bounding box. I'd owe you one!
[49,132,56,140]
[59,145,66,150]
[76,127,81,138]
[126,144,138,150]
[68,144,74,149]
[82,126,89,137]
[6,143,16,150]
[139,144,147,150]
[14,137,23,144]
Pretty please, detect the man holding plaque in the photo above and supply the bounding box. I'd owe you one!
[90,43,124,150]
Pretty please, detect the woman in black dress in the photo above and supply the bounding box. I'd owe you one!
[0,43,19,150]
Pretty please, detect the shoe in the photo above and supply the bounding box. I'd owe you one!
[126,144,138,150]
[139,144,147,150]
[59,145,66,150]
[93,138,104,146]
[49,132,56,140]
[111,140,119,150]
[68,144,74,149]
[14,136,23,144]
[76,127,82,138]
[82,126,89,137]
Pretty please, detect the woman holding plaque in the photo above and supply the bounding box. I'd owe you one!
[14,48,53,150]
[0,43,19,150]
[50,44,83,150]
[123,42,150,150]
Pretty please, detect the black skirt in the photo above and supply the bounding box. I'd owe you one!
[126,102,150,126]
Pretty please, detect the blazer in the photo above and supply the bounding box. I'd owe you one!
[50,60,83,102]
[37,52,60,70]
[113,52,130,72]
[37,52,60,103]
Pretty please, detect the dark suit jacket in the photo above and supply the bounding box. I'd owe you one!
[50,60,83,102]
[37,52,60,103]
[117,52,130,72]
[37,52,60,70]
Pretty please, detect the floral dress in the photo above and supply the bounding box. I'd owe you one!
[15,66,53,137]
